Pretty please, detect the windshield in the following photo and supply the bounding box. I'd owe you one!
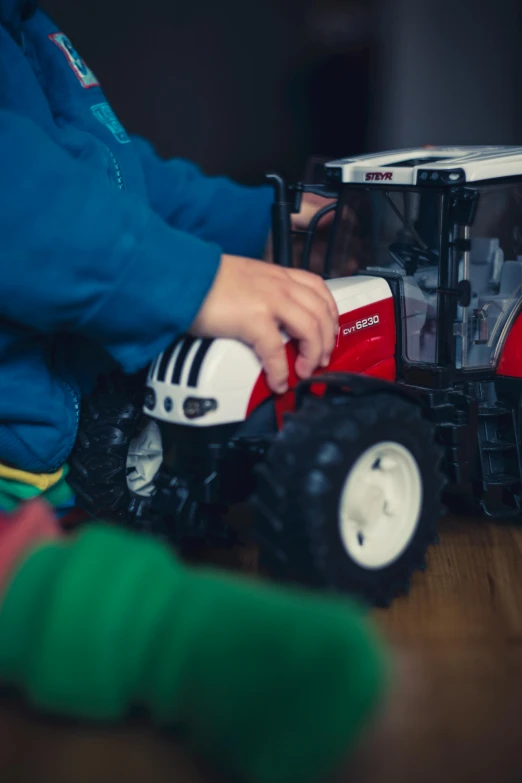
[328,187,443,278]
[321,187,444,366]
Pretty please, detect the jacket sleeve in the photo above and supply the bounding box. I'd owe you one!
[131,136,273,259]
[0,110,222,374]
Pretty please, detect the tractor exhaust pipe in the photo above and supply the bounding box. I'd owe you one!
[265,173,293,268]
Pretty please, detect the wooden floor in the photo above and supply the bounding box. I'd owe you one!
[2,514,522,783]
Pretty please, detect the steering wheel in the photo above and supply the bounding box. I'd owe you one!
[388,242,439,274]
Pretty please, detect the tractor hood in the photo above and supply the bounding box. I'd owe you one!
[145,275,393,428]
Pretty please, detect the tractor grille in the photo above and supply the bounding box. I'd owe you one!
[149,337,214,388]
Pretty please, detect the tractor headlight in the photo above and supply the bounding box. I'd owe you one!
[144,387,156,411]
[183,397,218,420]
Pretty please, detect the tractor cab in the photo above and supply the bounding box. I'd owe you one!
[273,146,522,387]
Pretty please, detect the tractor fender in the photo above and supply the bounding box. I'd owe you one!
[295,372,428,413]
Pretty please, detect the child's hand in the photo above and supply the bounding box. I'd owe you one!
[190,255,338,394]
[264,193,337,272]
[291,192,337,232]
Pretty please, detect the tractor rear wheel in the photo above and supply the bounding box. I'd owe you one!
[252,391,446,607]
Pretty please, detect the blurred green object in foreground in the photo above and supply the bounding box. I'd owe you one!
[0,521,388,783]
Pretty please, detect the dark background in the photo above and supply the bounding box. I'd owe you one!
[41,0,522,184]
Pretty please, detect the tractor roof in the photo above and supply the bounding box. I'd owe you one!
[324,146,522,187]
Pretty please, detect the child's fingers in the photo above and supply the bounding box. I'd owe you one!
[276,299,325,380]
[248,293,326,392]
[287,267,339,324]
[288,283,337,366]
[250,326,289,394]
[190,256,338,391]
[293,194,337,231]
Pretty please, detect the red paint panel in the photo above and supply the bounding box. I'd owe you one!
[247,297,397,425]
[331,298,396,375]
[364,356,396,381]
[497,313,522,378]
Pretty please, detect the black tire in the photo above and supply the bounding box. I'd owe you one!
[68,370,149,523]
[252,392,446,607]
[68,371,239,548]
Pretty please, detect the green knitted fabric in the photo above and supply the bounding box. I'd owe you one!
[0,525,388,783]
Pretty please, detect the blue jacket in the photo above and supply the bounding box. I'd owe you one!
[0,0,272,473]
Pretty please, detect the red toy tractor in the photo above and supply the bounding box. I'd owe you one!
[69,146,522,606]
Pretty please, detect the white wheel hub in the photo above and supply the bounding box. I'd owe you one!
[338,441,422,570]
[126,420,163,497]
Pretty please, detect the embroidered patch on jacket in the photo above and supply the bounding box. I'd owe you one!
[49,33,99,89]
[90,103,130,145]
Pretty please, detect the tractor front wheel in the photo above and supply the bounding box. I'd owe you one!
[68,371,236,549]
[252,391,445,606]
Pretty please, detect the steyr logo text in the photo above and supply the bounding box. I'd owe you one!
[365,172,393,182]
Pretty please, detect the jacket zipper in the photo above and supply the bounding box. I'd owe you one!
[101,142,126,191]
[49,381,81,473]
[56,145,123,471]
[17,30,125,472]
[18,31,124,193]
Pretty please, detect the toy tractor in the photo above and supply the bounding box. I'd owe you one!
[69,146,522,606]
